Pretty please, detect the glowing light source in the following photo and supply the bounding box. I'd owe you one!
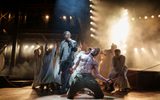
[151,15,154,18]
[90,21,96,27]
[158,15,160,18]
[141,48,145,51]
[90,16,93,19]
[45,15,49,20]
[144,16,148,19]
[90,34,94,37]
[134,48,138,52]
[62,16,67,20]
[131,17,135,21]
[24,45,29,49]
[70,16,72,20]
[123,50,127,54]
[31,45,35,48]
[90,10,93,13]
[49,45,53,49]
[8,13,11,19]
[90,28,96,32]
[90,4,93,8]
[139,17,142,19]
[110,9,129,46]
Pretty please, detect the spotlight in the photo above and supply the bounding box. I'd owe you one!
[90,16,93,19]
[144,16,148,19]
[131,17,135,21]
[90,10,93,13]
[90,28,96,32]
[151,15,154,18]
[158,15,160,18]
[90,4,93,8]
[62,16,67,20]
[70,16,72,20]
[49,45,53,48]
[45,15,49,20]
[31,45,35,48]
[90,34,94,37]
[123,44,127,48]
[24,45,29,49]
[8,13,11,19]
[89,0,92,2]
[123,50,127,54]
[90,21,96,26]
[123,9,128,16]
[141,48,145,51]
[134,48,138,52]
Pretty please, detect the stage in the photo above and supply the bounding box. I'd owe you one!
[0,86,159,100]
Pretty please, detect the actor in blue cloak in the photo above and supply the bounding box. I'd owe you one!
[38,44,57,91]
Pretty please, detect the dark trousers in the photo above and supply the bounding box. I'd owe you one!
[67,73,104,99]
[60,61,73,92]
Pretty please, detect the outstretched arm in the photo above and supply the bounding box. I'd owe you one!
[93,65,108,82]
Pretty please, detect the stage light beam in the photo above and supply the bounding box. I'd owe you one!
[144,16,148,19]
[151,15,154,18]
[62,16,67,20]
[45,15,49,20]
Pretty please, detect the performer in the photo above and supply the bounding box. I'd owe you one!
[59,31,77,93]
[99,44,117,79]
[32,46,43,89]
[38,43,57,91]
[67,48,108,99]
[109,49,130,92]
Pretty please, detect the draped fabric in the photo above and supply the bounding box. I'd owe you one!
[38,48,56,84]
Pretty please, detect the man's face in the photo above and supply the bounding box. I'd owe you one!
[64,33,70,40]
[115,51,120,56]
[91,48,100,57]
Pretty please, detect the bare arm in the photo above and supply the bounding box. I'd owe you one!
[72,56,81,70]
[93,65,108,82]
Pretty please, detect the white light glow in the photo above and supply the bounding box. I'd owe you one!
[131,17,135,21]
[151,15,154,18]
[31,45,35,48]
[90,4,93,8]
[45,15,49,20]
[141,48,145,51]
[134,48,138,52]
[109,9,130,47]
[62,16,67,20]
[90,28,96,32]
[90,10,93,13]
[144,16,148,19]
[90,34,94,37]
[70,16,72,19]
[24,45,29,49]
[49,45,53,48]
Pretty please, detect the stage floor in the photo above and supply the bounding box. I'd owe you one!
[0,86,160,100]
